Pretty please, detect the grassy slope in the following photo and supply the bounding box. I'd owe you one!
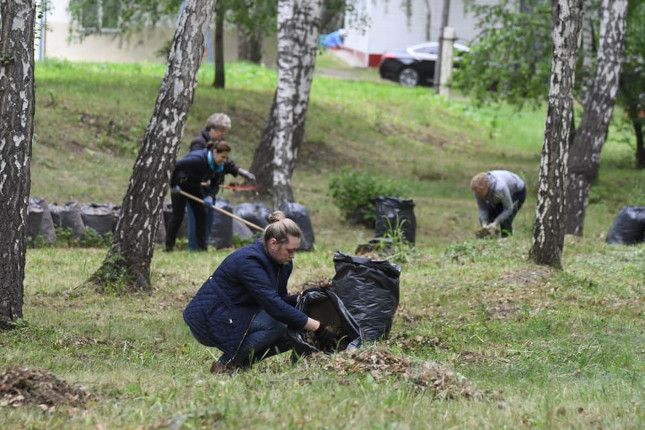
[1,58,643,428]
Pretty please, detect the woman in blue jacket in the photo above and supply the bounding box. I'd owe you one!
[183,211,337,373]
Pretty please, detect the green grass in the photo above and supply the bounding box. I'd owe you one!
[2,59,643,428]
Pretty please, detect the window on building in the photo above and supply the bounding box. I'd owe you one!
[80,0,121,33]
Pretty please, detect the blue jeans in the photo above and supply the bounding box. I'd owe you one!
[187,204,214,250]
[224,310,288,366]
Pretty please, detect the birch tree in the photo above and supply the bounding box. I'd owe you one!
[89,0,214,291]
[529,0,583,269]
[0,0,36,325]
[250,0,322,207]
[564,0,627,236]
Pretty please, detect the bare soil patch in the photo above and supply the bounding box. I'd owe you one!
[0,366,92,411]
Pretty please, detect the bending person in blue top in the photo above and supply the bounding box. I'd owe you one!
[183,211,338,373]
[471,170,526,237]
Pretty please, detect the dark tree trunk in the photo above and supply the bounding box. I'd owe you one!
[529,0,583,269]
[434,0,450,91]
[214,2,225,88]
[0,0,36,327]
[635,116,645,169]
[250,0,322,207]
[89,0,214,292]
[237,27,263,64]
[564,0,627,236]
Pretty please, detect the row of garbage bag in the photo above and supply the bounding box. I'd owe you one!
[26,197,316,250]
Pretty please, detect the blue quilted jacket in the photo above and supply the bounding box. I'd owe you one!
[183,240,309,363]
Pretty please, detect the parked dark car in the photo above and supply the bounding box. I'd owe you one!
[378,41,470,87]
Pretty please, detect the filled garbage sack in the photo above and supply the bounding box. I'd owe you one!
[232,219,255,241]
[233,202,271,229]
[208,197,233,249]
[162,201,187,238]
[330,252,401,342]
[280,202,315,251]
[50,201,85,239]
[374,196,416,244]
[81,203,118,235]
[27,198,57,244]
[606,206,645,245]
[154,212,166,244]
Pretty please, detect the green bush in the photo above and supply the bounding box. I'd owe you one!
[328,171,406,227]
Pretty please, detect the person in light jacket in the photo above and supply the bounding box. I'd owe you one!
[183,211,338,373]
[471,170,526,237]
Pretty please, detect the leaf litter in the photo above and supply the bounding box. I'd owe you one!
[309,347,488,400]
[0,366,93,411]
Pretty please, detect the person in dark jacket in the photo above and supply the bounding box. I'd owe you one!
[183,211,338,373]
[165,141,238,251]
[471,170,526,237]
[186,113,255,250]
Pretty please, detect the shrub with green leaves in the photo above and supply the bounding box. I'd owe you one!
[328,171,406,227]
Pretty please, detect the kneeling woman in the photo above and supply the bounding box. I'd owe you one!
[183,212,336,373]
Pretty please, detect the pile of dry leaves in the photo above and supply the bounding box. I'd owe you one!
[313,348,485,400]
[0,366,92,411]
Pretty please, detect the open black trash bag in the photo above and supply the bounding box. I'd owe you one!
[606,206,645,245]
[374,196,416,244]
[330,252,401,342]
[81,203,118,235]
[284,287,363,357]
[234,202,271,229]
[208,197,233,249]
[27,198,57,244]
[279,202,315,251]
[50,201,85,239]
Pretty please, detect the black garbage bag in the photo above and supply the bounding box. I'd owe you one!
[330,252,401,342]
[284,287,363,357]
[233,202,270,229]
[154,212,166,244]
[232,219,255,241]
[81,203,118,235]
[280,202,315,251]
[27,198,57,244]
[208,197,233,249]
[606,206,645,245]
[374,196,416,244]
[50,201,85,239]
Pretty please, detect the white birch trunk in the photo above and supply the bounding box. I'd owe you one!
[250,0,322,207]
[0,0,36,325]
[529,0,583,269]
[90,0,214,291]
[565,0,627,236]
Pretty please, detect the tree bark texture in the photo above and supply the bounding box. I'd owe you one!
[0,0,36,325]
[434,0,450,91]
[250,0,322,207]
[580,0,595,94]
[564,0,627,236]
[529,0,583,269]
[90,0,214,292]
[214,2,225,88]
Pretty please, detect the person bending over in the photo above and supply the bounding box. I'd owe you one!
[471,170,526,237]
[183,212,338,373]
[186,113,254,250]
[166,141,240,251]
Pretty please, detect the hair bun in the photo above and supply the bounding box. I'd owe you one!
[268,210,286,223]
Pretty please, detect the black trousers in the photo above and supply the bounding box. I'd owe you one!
[485,187,526,237]
[166,186,207,250]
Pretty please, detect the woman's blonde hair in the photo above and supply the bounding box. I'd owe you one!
[262,211,302,244]
[470,172,490,197]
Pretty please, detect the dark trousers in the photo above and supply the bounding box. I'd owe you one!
[166,187,207,250]
[486,187,526,237]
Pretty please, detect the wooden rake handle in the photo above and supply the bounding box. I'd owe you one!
[178,190,264,232]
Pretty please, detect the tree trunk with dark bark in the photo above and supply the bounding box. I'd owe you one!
[0,0,36,326]
[529,0,583,269]
[214,2,225,88]
[89,0,214,292]
[564,0,627,236]
[237,27,263,64]
[250,0,322,207]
